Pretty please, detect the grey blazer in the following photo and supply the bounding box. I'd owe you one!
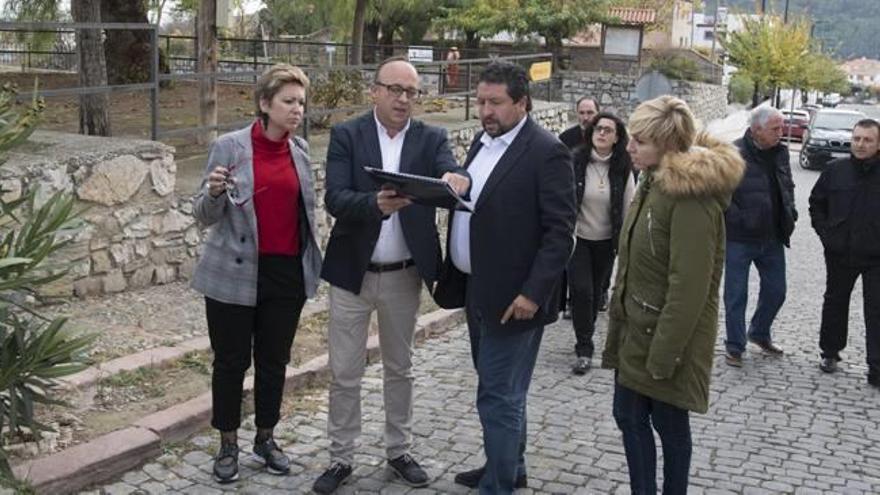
[191,122,322,306]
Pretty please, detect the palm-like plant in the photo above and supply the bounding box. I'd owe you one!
[0,83,93,482]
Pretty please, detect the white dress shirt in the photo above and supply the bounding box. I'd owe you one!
[450,115,528,274]
[371,111,413,263]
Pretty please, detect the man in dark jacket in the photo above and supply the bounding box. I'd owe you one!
[723,106,798,367]
[809,118,880,389]
[558,96,599,149]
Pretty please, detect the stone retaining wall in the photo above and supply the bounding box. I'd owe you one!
[2,102,569,297]
[556,71,728,125]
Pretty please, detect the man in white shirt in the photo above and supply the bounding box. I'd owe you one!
[315,57,470,493]
[436,61,576,494]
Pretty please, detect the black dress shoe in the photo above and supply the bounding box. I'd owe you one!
[868,375,880,389]
[819,357,838,373]
[454,466,527,489]
[313,462,352,494]
[387,454,430,487]
[748,337,784,355]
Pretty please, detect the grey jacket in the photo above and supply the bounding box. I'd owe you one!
[191,123,322,306]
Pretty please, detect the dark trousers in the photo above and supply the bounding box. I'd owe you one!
[613,381,691,495]
[206,255,306,432]
[569,238,615,357]
[466,303,543,495]
[819,254,880,380]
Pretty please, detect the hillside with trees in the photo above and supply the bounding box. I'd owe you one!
[706,0,880,60]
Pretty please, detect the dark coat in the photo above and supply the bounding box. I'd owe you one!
[809,155,880,264]
[572,147,633,251]
[725,129,798,246]
[559,124,585,150]
[434,117,577,333]
[602,133,745,413]
[321,111,467,294]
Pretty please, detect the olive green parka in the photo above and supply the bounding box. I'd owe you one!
[601,132,745,413]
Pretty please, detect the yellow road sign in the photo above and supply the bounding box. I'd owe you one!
[529,61,552,82]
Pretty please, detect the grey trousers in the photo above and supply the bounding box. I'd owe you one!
[327,266,421,464]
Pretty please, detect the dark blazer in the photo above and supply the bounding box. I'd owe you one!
[435,117,577,333]
[321,111,467,294]
[726,129,798,246]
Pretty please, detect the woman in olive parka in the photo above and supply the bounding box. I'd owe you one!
[601,96,744,495]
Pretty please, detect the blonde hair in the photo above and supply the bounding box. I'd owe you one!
[254,64,310,120]
[628,95,695,154]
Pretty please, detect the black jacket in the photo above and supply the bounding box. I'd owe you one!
[559,124,585,150]
[725,129,797,246]
[809,155,880,264]
[572,147,632,252]
[321,112,468,294]
[435,117,577,333]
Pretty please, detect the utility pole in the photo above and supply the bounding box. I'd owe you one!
[783,0,790,23]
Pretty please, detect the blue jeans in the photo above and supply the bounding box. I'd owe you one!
[467,306,543,495]
[723,240,787,355]
[613,381,691,495]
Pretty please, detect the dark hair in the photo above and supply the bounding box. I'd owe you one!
[854,118,880,135]
[576,96,600,112]
[577,111,632,176]
[478,61,532,111]
[374,55,412,84]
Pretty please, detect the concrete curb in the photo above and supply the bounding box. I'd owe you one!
[13,307,465,494]
[61,300,329,390]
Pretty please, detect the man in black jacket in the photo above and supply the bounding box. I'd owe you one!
[437,61,576,493]
[558,96,599,150]
[314,57,470,493]
[809,118,880,389]
[723,106,798,367]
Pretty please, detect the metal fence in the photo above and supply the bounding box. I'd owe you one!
[0,22,556,142]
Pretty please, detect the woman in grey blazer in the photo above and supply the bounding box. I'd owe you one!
[191,64,322,484]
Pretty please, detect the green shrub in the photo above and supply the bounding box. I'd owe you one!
[648,54,705,82]
[0,83,92,481]
[729,72,754,105]
[309,70,367,128]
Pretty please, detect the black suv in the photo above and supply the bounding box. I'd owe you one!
[799,108,867,170]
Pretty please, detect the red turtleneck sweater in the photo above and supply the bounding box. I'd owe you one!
[251,121,301,256]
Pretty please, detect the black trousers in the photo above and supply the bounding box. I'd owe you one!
[819,253,880,380]
[206,255,306,432]
[569,238,615,358]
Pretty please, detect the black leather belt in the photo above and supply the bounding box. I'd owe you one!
[366,259,415,273]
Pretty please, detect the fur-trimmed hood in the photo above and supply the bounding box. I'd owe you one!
[653,132,745,202]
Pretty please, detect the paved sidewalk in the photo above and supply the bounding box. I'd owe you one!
[86,148,880,494]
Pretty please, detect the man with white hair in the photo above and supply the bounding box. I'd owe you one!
[722,106,798,367]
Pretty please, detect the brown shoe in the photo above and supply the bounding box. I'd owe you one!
[749,337,784,355]
[725,352,743,367]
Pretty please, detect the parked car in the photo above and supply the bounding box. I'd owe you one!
[799,108,867,170]
[781,110,810,141]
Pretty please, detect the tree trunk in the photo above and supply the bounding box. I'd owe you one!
[198,0,218,145]
[379,25,394,59]
[72,0,111,136]
[350,0,367,65]
[363,21,379,63]
[101,0,152,84]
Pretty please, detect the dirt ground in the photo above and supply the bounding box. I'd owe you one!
[0,71,459,161]
[5,282,439,466]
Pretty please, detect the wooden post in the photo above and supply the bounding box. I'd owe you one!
[198,0,218,145]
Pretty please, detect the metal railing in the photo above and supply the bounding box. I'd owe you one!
[0,22,555,143]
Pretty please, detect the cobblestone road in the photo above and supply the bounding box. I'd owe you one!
[87,148,880,494]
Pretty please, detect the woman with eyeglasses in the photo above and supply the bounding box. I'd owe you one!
[191,64,322,484]
[568,112,636,376]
